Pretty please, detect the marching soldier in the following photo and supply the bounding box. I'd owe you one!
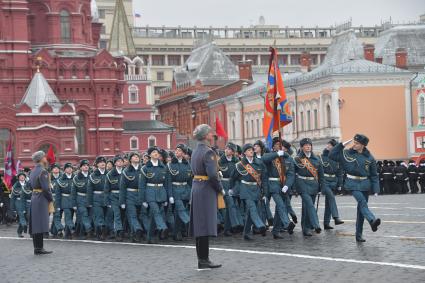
[189,124,222,269]
[120,152,144,242]
[381,160,394,194]
[218,142,243,236]
[87,156,108,241]
[329,134,381,242]
[418,159,425,194]
[28,151,53,255]
[140,146,170,244]
[319,139,344,230]
[232,143,267,241]
[261,137,296,239]
[280,140,298,225]
[11,172,27,237]
[407,160,419,194]
[71,159,92,239]
[394,161,408,194]
[20,172,32,235]
[50,163,64,237]
[168,144,193,241]
[56,163,75,239]
[294,138,323,237]
[104,155,125,241]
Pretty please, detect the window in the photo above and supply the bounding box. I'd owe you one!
[300,111,304,132]
[98,9,105,19]
[154,86,166,94]
[71,65,77,78]
[76,112,86,154]
[326,104,331,127]
[0,129,12,166]
[313,109,318,129]
[307,110,311,131]
[251,120,254,138]
[151,55,165,66]
[291,55,300,65]
[245,121,249,137]
[232,120,236,139]
[99,40,107,49]
[256,119,260,137]
[245,55,258,65]
[157,71,164,81]
[148,136,156,147]
[128,85,139,104]
[418,95,425,125]
[130,136,139,150]
[168,55,181,66]
[100,25,106,35]
[60,10,71,43]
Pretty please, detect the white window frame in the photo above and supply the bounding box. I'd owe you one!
[128,84,139,104]
[130,136,139,150]
[148,135,156,147]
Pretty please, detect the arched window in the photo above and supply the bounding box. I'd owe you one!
[307,110,311,131]
[326,104,331,128]
[256,118,260,137]
[313,109,318,130]
[130,136,139,150]
[71,65,77,78]
[418,94,425,125]
[148,135,156,147]
[60,10,71,43]
[232,119,236,139]
[128,85,139,104]
[300,111,304,132]
[76,112,86,154]
[251,119,254,138]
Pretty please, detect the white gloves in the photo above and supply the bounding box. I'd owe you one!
[343,139,353,147]
[120,204,126,209]
[164,202,168,207]
[337,187,342,191]
[169,197,175,204]
[57,208,61,211]
[107,205,112,208]
[73,207,77,211]
[282,186,289,193]
[228,189,234,196]
[374,193,378,197]
[262,196,266,201]
[221,189,226,196]
[142,202,148,208]
[218,171,223,180]
[0,203,3,208]
[277,150,285,157]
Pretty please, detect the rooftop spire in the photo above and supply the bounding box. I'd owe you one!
[108,0,136,56]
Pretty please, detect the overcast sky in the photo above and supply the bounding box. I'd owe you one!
[133,0,424,27]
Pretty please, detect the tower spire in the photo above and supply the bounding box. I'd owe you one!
[108,0,136,56]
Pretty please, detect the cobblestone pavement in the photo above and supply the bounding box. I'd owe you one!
[0,194,424,283]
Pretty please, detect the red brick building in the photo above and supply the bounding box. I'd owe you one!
[157,42,252,147]
[0,0,174,168]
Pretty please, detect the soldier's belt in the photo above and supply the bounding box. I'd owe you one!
[408,172,417,174]
[383,173,393,175]
[77,192,86,196]
[419,173,425,175]
[93,191,104,194]
[147,183,163,187]
[127,188,139,192]
[111,190,120,193]
[62,193,71,197]
[296,174,315,180]
[33,189,43,193]
[221,178,230,181]
[268,177,280,181]
[172,182,187,186]
[324,174,336,178]
[396,173,404,176]
[346,174,367,180]
[241,180,257,186]
[26,200,31,203]
[16,197,21,200]
[194,175,209,181]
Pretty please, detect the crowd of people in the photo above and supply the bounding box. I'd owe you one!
[0,133,383,244]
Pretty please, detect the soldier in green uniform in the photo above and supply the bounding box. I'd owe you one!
[232,144,267,240]
[56,163,75,239]
[294,138,323,237]
[329,134,381,242]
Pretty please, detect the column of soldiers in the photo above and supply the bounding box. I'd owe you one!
[2,133,386,243]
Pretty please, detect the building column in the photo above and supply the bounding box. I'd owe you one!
[319,93,324,128]
[287,54,292,65]
[331,87,341,137]
[405,85,413,155]
[180,54,184,65]
[148,55,152,65]
[164,54,168,66]
[257,54,261,66]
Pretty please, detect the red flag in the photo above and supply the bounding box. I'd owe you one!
[46,144,55,165]
[3,134,16,189]
[215,117,228,139]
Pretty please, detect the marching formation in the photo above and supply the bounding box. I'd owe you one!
[1,133,383,246]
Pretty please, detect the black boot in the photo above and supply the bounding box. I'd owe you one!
[160,228,168,240]
[370,218,381,232]
[174,231,183,241]
[116,231,123,242]
[324,224,334,230]
[334,218,344,225]
[290,213,298,224]
[198,259,222,269]
[287,222,295,235]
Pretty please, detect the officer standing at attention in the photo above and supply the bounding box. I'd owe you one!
[11,172,27,237]
[329,134,381,242]
[28,151,53,255]
[190,124,222,269]
[294,138,323,237]
[87,156,108,241]
[168,144,193,241]
[319,139,344,230]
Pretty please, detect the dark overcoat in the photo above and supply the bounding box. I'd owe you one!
[29,164,53,234]
[189,141,223,237]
